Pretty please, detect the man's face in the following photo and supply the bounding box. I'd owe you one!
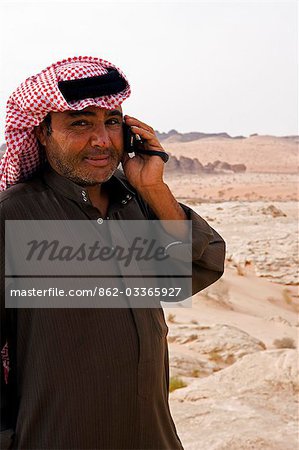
[36,106,124,186]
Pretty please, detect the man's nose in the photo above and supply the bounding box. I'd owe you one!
[89,124,110,148]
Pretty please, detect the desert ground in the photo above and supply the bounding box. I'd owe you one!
[161,134,298,449]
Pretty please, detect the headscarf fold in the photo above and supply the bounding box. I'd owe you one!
[0,56,131,191]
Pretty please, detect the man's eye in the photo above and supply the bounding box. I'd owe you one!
[71,120,89,127]
[106,118,121,125]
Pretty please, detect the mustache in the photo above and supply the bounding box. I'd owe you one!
[82,148,119,158]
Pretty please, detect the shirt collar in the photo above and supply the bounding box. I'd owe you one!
[42,164,135,206]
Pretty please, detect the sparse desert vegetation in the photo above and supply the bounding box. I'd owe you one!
[169,376,187,393]
[273,337,296,349]
[167,313,176,323]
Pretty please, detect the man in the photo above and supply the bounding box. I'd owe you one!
[0,56,225,449]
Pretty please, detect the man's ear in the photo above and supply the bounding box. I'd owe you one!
[35,123,47,146]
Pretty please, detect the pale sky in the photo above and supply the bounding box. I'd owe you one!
[0,0,297,141]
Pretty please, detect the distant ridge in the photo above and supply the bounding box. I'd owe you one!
[155,130,299,143]
[155,129,245,143]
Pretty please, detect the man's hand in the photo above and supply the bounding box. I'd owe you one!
[121,115,167,190]
[121,115,188,240]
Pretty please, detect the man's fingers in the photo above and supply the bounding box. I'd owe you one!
[130,126,163,150]
[124,115,154,133]
[130,126,154,140]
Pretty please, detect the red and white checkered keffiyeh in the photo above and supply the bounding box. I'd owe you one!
[0,56,131,191]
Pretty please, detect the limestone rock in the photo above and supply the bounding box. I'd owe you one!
[190,202,298,285]
[260,204,287,217]
[178,156,205,173]
[164,155,246,174]
[168,324,266,378]
[170,349,298,450]
[231,163,246,172]
[267,316,293,326]
[165,155,180,172]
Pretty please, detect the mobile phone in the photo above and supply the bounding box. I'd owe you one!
[123,122,143,153]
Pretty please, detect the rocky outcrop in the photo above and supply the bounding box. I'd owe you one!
[203,160,246,173]
[230,163,247,172]
[165,156,246,174]
[190,202,298,285]
[170,349,298,450]
[260,204,287,217]
[168,324,266,378]
[178,156,205,173]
